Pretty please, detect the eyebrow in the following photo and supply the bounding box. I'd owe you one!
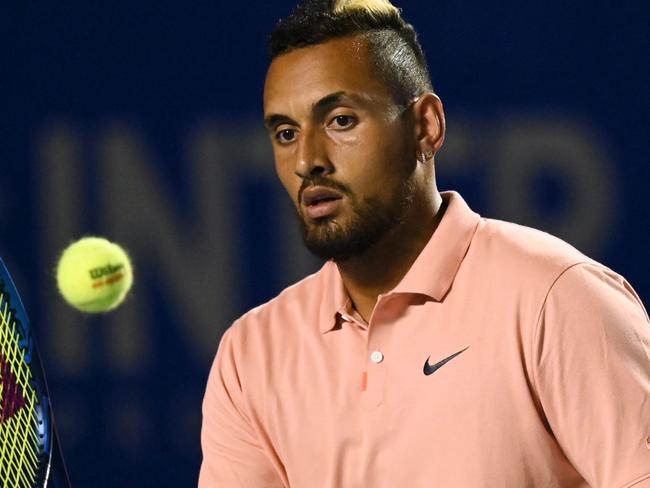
[263,91,364,130]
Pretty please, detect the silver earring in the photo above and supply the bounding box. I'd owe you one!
[421,149,433,162]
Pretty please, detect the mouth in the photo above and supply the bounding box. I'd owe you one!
[301,186,344,220]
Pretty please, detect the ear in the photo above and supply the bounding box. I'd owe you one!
[412,93,446,162]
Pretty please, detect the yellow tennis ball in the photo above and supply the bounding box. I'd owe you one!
[56,237,133,313]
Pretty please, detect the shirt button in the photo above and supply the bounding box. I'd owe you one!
[370,351,384,363]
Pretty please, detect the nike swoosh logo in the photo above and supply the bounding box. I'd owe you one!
[423,347,469,376]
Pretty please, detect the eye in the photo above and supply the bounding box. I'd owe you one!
[275,128,297,144]
[329,114,357,129]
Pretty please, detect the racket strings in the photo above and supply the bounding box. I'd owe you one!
[0,290,40,487]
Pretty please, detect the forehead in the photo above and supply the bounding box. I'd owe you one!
[263,35,392,113]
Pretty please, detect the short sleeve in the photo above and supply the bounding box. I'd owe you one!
[533,262,650,488]
[198,327,285,488]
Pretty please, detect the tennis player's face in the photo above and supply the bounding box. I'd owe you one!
[264,36,417,261]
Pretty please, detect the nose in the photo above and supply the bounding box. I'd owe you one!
[294,126,333,179]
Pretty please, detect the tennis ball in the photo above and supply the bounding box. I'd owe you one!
[56,237,133,313]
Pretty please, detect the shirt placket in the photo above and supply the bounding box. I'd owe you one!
[360,294,397,410]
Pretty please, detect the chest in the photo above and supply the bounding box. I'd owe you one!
[259,294,549,485]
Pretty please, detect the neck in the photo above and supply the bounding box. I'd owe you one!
[337,191,445,322]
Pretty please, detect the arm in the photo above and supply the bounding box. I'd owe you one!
[534,263,650,488]
[199,327,285,488]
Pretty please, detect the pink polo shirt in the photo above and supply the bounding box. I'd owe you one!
[199,191,650,487]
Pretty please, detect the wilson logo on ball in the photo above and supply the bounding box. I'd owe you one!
[89,263,125,288]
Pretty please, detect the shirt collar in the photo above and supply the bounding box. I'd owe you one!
[318,260,349,333]
[318,191,481,334]
[392,191,481,299]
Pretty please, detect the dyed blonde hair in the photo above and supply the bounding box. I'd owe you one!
[332,0,400,18]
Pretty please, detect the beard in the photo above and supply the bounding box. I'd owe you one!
[296,175,415,262]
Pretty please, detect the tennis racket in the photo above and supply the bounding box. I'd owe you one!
[0,257,71,487]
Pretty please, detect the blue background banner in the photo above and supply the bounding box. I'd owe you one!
[6,1,649,485]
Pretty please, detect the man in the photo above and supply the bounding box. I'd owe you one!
[199,0,650,486]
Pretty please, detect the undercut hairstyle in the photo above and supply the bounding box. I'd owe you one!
[268,0,434,107]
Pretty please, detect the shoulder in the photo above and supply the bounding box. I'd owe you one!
[472,217,597,285]
[226,262,330,346]
[543,260,649,324]
[209,263,334,408]
[479,217,591,265]
[474,218,649,329]
[455,217,611,324]
[478,219,647,315]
